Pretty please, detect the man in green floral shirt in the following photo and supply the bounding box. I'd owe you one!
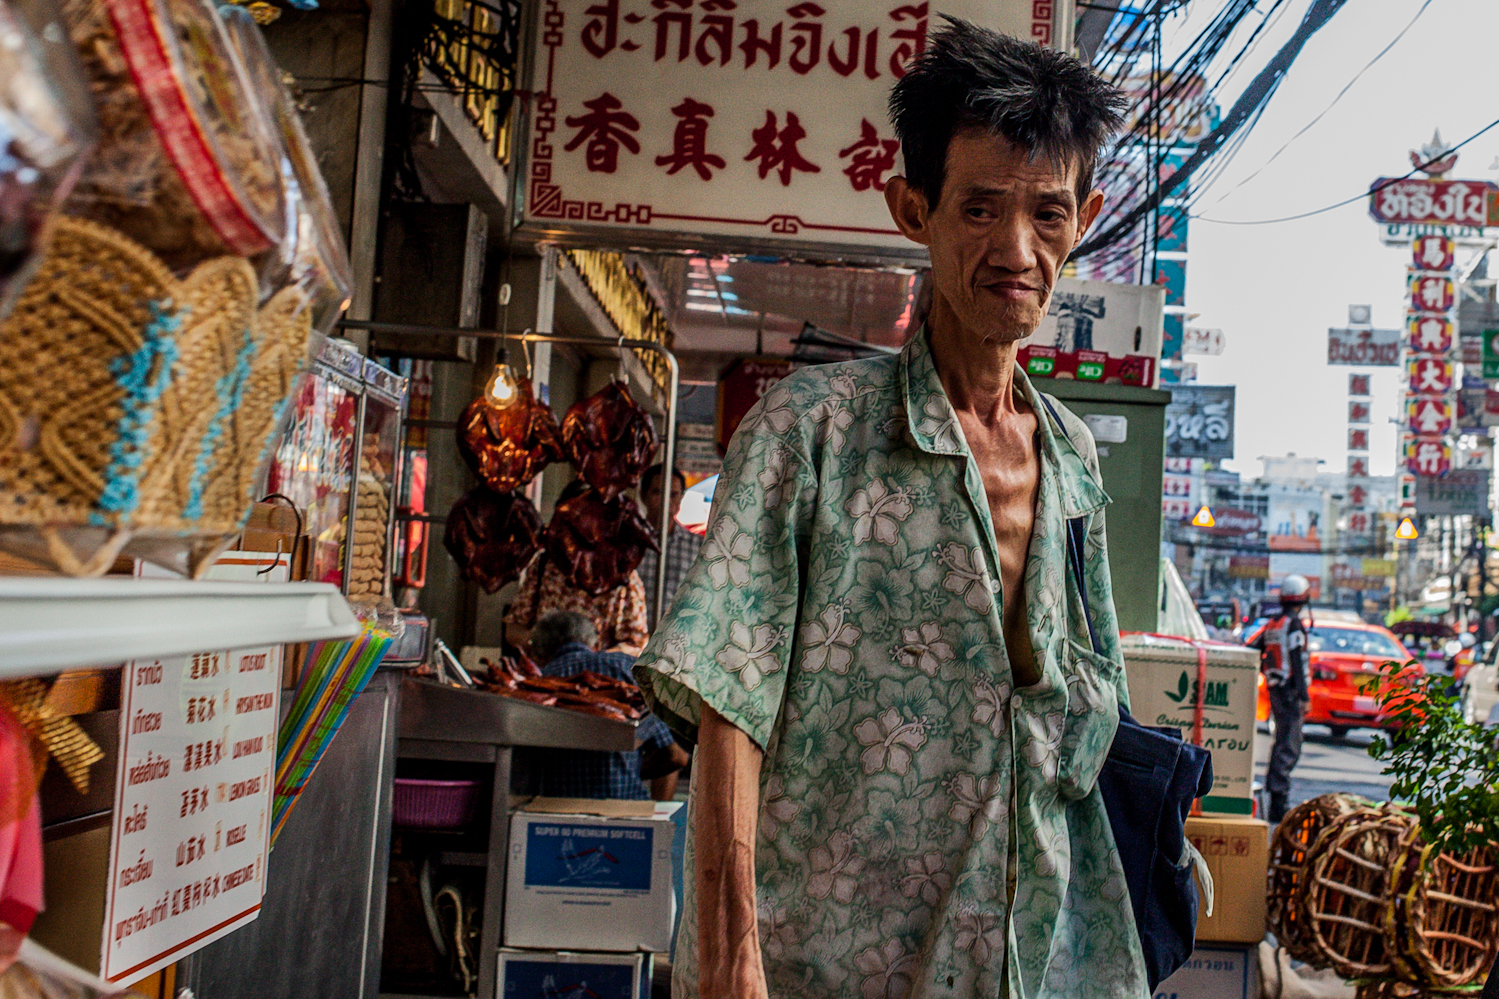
[635,20,1143,999]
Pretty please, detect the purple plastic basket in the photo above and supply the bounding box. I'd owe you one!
[392,778,481,829]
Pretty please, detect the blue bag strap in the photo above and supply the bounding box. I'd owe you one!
[1036,394,1103,656]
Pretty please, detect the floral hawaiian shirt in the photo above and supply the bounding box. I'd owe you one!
[634,329,1149,999]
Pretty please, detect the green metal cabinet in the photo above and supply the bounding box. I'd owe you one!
[1036,378,1171,634]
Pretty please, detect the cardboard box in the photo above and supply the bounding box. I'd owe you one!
[1121,634,1260,815]
[1153,945,1258,999]
[504,798,679,953]
[497,949,651,999]
[1185,816,1269,945]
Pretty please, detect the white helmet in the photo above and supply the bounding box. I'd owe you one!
[1280,575,1311,603]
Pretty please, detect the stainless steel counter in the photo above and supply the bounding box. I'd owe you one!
[397,676,636,754]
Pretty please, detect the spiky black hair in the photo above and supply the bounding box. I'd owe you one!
[889,17,1127,208]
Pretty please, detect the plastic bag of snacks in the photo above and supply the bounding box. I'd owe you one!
[58,0,287,272]
[0,0,326,576]
[0,0,95,320]
[219,5,352,334]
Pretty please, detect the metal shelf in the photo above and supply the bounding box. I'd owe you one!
[0,578,360,676]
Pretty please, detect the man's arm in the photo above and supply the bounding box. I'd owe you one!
[696,704,768,999]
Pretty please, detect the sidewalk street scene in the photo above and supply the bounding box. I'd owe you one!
[0,1,1495,998]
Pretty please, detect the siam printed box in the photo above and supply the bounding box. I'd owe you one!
[504,798,679,953]
[1120,633,1260,815]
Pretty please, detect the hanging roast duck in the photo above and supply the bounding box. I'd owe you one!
[442,486,544,593]
[560,379,659,500]
[544,485,657,596]
[457,367,563,494]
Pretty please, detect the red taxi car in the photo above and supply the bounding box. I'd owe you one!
[1246,618,1420,737]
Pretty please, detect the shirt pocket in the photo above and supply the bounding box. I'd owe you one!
[1054,638,1123,800]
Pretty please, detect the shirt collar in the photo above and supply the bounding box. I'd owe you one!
[899,326,1108,518]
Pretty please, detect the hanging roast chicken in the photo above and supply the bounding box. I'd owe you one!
[545,486,658,596]
[442,486,544,593]
[458,372,563,494]
[560,380,659,500]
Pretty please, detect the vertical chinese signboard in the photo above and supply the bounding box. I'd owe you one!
[517,0,1074,258]
[1404,235,1459,478]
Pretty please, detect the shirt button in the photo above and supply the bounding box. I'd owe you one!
[989,578,1001,594]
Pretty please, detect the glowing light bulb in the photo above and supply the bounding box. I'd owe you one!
[486,363,519,408]
[1191,506,1215,528]
[1395,517,1419,540]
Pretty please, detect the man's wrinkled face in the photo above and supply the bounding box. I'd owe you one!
[890,130,1103,345]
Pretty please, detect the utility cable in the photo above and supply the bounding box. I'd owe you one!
[1193,114,1499,225]
[1074,0,1352,259]
[1199,0,1437,211]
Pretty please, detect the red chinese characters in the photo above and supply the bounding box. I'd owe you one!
[1406,313,1453,355]
[746,110,821,185]
[1407,357,1453,395]
[1412,234,1455,272]
[564,92,641,173]
[1406,436,1451,478]
[838,118,899,191]
[655,97,726,179]
[1407,397,1454,436]
[1409,273,1454,313]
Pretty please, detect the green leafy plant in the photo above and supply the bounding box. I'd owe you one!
[1367,660,1499,854]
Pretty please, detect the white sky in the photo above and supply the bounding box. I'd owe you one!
[1159,0,1499,479]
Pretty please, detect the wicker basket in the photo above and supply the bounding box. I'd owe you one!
[1302,806,1420,979]
[0,217,312,575]
[1388,840,1499,989]
[1269,793,1368,961]
[392,778,481,830]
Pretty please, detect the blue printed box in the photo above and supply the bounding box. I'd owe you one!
[505,799,679,952]
[497,949,651,999]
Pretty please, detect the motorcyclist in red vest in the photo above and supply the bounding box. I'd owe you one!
[1253,574,1312,823]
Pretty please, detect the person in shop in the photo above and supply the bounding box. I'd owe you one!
[511,610,688,801]
[635,463,704,624]
[1252,574,1313,823]
[633,20,1143,999]
[503,480,651,655]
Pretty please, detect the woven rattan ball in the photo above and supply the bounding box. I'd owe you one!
[1388,839,1499,988]
[1301,806,1420,979]
[1268,793,1368,961]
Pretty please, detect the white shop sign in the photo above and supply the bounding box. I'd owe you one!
[102,555,287,985]
[517,0,1074,259]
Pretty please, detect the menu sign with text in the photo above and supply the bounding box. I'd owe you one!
[102,644,281,985]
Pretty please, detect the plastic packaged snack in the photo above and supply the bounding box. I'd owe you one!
[0,0,96,320]
[58,0,286,273]
[0,215,318,576]
[219,7,352,334]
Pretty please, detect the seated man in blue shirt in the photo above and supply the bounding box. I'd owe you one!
[520,610,687,800]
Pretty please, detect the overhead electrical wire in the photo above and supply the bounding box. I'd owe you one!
[1192,114,1499,226]
[1074,0,1353,261]
[1197,0,1437,212]
[1076,0,1298,277]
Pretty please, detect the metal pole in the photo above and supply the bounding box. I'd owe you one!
[340,319,680,630]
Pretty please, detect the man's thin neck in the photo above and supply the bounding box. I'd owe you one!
[926,297,1028,423]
